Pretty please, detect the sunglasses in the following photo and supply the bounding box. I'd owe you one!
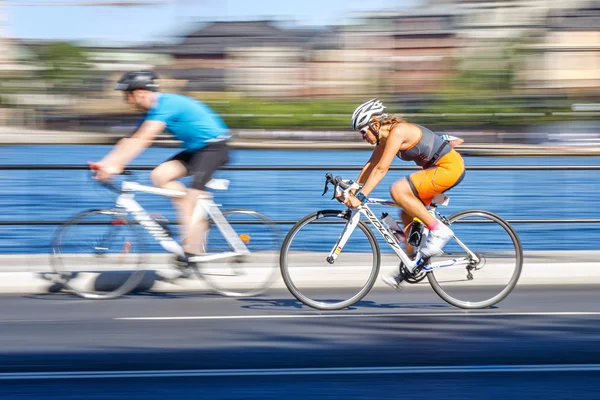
[360,123,380,144]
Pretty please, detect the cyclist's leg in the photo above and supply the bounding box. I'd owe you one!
[184,141,230,255]
[393,150,465,225]
[400,210,415,256]
[151,153,192,240]
[390,178,435,227]
[382,208,417,289]
[409,151,465,204]
[182,188,206,255]
[384,180,436,289]
[399,150,465,257]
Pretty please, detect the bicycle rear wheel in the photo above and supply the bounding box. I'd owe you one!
[427,209,523,309]
[200,209,280,297]
[50,209,145,300]
[280,210,380,310]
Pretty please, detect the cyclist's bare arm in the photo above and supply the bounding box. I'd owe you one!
[354,145,385,191]
[358,129,403,196]
[102,120,166,167]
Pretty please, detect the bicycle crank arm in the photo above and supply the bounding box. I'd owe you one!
[423,257,471,271]
[189,252,244,263]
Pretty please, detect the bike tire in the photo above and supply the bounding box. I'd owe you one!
[427,209,523,309]
[50,209,146,300]
[200,209,281,297]
[280,209,381,310]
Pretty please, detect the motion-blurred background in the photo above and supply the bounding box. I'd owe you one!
[0,0,598,147]
[0,3,600,399]
[1,0,599,255]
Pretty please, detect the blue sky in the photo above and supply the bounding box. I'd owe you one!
[6,0,420,45]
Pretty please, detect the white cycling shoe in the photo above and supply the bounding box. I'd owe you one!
[420,223,454,258]
[382,274,406,291]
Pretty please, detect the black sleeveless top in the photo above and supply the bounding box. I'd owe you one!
[397,124,450,168]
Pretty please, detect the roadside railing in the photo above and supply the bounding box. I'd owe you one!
[1,164,599,226]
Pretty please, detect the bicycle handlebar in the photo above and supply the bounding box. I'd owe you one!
[322,172,360,200]
[88,162,133,194]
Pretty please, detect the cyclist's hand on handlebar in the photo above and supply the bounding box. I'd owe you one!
[344,195,362,209]
[89,162,122,183]
[334,187,347,202]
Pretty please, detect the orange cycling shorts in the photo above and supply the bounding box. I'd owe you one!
[408,149,465,205]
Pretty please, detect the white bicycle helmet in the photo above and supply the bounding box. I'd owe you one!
[351,98,386,130]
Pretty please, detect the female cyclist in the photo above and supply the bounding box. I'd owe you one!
[345,98,465,289]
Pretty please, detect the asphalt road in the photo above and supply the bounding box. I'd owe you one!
[0,285,599,399]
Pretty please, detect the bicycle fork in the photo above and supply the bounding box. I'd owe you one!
[326,209,361,264]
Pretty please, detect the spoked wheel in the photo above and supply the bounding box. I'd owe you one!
[199,209,280,297]
[50,209,145,300]
[280,210,381,310]
[426,209,523,309]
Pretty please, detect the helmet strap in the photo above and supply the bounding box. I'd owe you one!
[368,121,381,146]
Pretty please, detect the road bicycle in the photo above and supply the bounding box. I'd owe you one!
[280,173,523,310]
[50,169,280,299]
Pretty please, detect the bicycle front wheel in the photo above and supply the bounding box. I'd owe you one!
[50,209,146,300]
[427,209,523,309]
[280,210,380,310]
[200,209,280,297]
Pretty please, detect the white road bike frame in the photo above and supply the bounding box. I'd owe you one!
[328,187,479,274]
[115,180,250,264]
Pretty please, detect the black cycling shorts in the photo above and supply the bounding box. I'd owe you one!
[167,140,230,190]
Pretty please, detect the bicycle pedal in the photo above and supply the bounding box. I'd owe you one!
[174,255,188,266]
[40,272,72,284]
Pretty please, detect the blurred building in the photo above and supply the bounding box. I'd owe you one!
[160,15,460,98]
[517,1,600,94]
[1,0,599,114]
[0,0,12,67]
[160,21,324,95]
[347,9,459,96]
[85,46,173,95]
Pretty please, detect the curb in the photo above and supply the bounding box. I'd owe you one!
[0,255,597,295]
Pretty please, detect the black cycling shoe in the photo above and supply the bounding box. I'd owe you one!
[165,253,198,280]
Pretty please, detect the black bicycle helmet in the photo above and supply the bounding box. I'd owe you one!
[114,70,160,92]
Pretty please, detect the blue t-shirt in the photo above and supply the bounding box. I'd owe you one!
[145,93,229,150]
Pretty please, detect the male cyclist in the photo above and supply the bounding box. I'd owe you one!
[91,70,230,263]
[345,98,465,289]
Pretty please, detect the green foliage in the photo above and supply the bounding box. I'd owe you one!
[37,42,89,90]
[199,97,357,130]
[192,94,580,131]
[187,39,582,131]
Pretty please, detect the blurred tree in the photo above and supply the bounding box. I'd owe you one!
[431,38,527,112]
[36,42,90,92]
[450,40,521,95]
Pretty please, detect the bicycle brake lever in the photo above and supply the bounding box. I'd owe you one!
[323,172,335,196]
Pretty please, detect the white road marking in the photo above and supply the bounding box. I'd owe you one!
[115,311,600,321]
[1,364,600,380]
